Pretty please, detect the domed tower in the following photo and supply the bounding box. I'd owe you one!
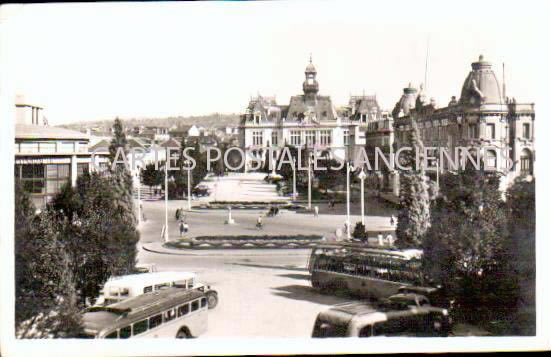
[459,55,503,106]
[391,83,418,118]
[302,55,319,100]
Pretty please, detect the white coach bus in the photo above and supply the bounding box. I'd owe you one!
[81,287,208,338]
[95,271,218,309]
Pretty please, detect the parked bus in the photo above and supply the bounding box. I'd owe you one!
[311,299,452,338]
[81,287,208,338]
[95,271,218,309]
[308,243,439,301]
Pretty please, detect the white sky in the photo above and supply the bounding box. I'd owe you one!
[1,0,549,125]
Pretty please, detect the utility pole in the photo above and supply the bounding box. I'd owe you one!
[292,158,297,200]
[358,169,366,226]
[164,149,169,243]
[137,168,141,224]
[307,156,312,210]
[346,162,351,239]
[186,161,191,210]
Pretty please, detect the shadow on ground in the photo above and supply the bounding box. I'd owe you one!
[227,262,307,272]
[277,273,311,280]
[271,284,356,305]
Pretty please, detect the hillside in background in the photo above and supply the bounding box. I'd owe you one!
[58,113,241,131]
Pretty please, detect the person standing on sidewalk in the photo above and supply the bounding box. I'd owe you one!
[314,206,319,217]
[377,232,384,246]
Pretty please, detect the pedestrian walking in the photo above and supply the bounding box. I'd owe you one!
[386,233,394,246]
[256,215,263,230]
[377,232,384,246]
[314,206,319,217]
[175,208,181,221]
[390,215,395,227]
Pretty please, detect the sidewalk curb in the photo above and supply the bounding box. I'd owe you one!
[141,242,312,257]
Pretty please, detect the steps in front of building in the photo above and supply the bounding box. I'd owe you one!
[133,185,163,201]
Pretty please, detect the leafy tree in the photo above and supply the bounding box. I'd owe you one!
[15,183,83,337]
[422,166,508,323]
[108,117,129,167]
[317,157,346,194]
[352,222,368,242]
[395,118,431,247]
[141,162,163,189]
[504,178,535,334]
[49,172,139,306]
[277,144,299,182]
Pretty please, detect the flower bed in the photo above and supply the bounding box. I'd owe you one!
[164,234,324,250]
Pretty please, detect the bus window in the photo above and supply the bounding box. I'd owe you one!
[191,300,199,312]
[177,304,189,317]
[133,319,148,336]
[201,298,207,308]
[373,315,426,337]
[105,331,118,339]
[143,286,153,293]
[119,326,131,339]
[164,308,176,322]
[149,314,163,329]
[120,288,129,297]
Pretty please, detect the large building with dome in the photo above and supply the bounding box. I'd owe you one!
[392,55,535,193]
[239,57,365,170]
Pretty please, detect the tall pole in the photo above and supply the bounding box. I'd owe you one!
[137,168,141,224]
[360,175,365,226]
[292,159,297,200]
[307,156,312,210]
[187,161,191,210]
[436,159,440,190]
[346,162,351,239]
[164,151,169,243]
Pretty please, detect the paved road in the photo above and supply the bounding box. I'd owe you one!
[136,172,397,338]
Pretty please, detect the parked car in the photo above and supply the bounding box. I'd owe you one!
[312,295,452,338]
[193,186,211,197]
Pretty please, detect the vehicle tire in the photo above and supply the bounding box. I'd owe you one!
[206,291,218,309]
[176,328,191,339]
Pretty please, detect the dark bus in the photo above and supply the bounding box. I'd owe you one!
[308,243,439,301]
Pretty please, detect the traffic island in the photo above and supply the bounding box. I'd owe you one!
[164,234,324,249]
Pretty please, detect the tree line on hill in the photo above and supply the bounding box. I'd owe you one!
[58,113,240,133]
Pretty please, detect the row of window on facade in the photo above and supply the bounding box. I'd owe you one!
[422,147,533,176]
[398,122,532,143]
[366,120,392,132]
[251,130,343,147]
[15,141,88,154]
[14,163,104,207]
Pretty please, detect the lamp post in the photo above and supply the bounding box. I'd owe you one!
[358,168,367,226]
[292,158,297,200]
[164,153,169,243]
[436,157,440,190]
[137,167,141,224]
[307,156,312,210]
[185,160,192,211]
[346,161,351,239]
